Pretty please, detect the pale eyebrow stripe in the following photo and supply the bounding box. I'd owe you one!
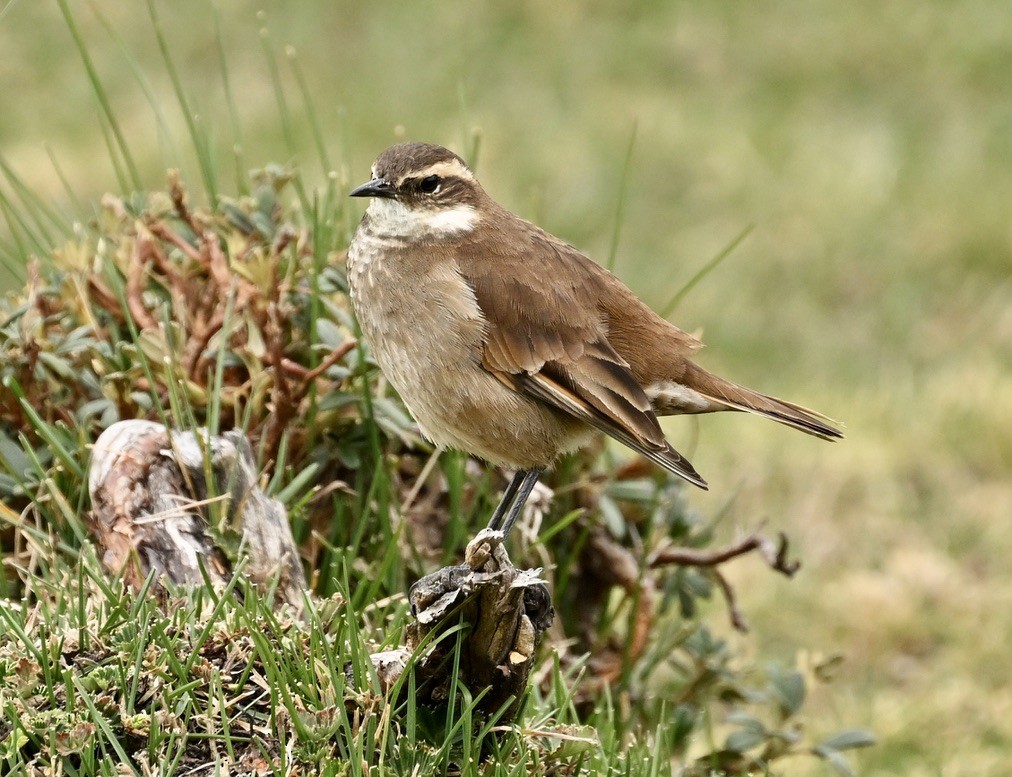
[400,159,474,185]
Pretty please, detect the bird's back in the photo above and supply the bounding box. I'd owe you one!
[456,204,704,387]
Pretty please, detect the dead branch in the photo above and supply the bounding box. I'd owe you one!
[290,339,357,384]
[168,169,202,237]
[649,530,800,577]
[126,239,158,330]
[204,227,234,290]
[182,304,228,377]
[148,220,201,267]
[650,529,799,633]
[712,568,750,632]
[85,276,124,322]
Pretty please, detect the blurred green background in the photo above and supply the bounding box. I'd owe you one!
[2,1,1010,774]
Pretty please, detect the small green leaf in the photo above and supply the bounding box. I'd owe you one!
[681,568,713,599]
[598,494,626,538]
[816,747,856,777]
[77,398,117,425]
[0,725,28,758]
[0,432,31,479]
[274,462,320,503]
[770,667,806,718]
[543,723,599,759]
[38,351,77,380]
[817,728,877,752]
[249,210,276,238]
[244,315,266,358]
[372,397,414,430]
[725,711,766,732]
[604,478,656,503]
[315,317,345,348]
[669,703,697,746]
[690,750,747,775]
[725,727,766,753]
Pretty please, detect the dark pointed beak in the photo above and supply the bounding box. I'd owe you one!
[349,177,396,199]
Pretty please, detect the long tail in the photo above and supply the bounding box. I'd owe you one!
[680,362,843,441]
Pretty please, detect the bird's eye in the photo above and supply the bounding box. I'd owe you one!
[418,175,441,194]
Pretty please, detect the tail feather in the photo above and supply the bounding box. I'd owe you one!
[682,362,843,441]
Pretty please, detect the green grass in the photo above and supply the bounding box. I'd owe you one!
[1,1,1011,774]
[0,549,624,774]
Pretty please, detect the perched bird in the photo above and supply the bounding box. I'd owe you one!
[347,142,841,537]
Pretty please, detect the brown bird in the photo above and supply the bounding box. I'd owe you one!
[347,142,841,537]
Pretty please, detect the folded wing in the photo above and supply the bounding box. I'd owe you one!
[458,227,707,489]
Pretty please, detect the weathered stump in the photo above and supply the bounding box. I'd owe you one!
[372,528,554,721]
[88,420,307,610]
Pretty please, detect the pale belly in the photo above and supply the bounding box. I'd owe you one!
[347,238,589,469]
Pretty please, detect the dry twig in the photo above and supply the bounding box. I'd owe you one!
[650,529,800,577]
[650,529,800,632]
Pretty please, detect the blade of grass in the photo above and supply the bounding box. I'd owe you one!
[87,0,184,172]
[287,45,333,178]
[95,108,131,195]
[71,674,142,773]
[467,127,483,174]
[56,0,141,192]
[44,143,86,215]
[103,261,172,428]
[145,0,218,203]
[300,191,333,453]
[206,285,237,436]
[0,186,31,272]
[210,0,246,196]
[606,120,638,272]
[456,83,482,171]
[335,105,355,241]
[182,556,249,676]
[273,461,320,504]
[0,154,71,246]
[257,20,310,210]
[160,339,200,439]
[0,235,25,283]
[0,175,52,259]
[535,506,584,545]
[659,223,755,318]
[0,604,45,663]
[4,376,85,481]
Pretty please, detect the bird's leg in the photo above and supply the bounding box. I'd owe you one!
[486,468,544,538]
[485,470,527,533]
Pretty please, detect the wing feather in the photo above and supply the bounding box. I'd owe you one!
[457,221,707,489]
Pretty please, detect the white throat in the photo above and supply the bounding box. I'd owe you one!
[366,198,480,240]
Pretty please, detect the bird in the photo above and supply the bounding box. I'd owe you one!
[346,142,841,538]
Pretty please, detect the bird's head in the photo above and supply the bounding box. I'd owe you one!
[350,142,485,239]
